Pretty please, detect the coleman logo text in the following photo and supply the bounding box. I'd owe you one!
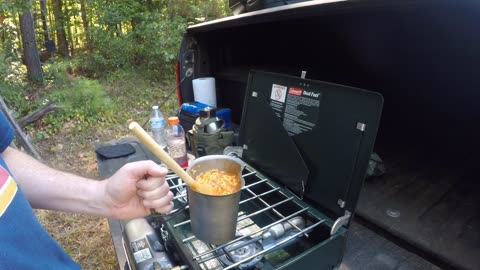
[288,88,303,96]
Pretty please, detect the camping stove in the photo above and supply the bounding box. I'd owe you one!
[123,162,345,270]
[104,70,383,270]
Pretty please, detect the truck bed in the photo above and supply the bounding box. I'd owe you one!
[357,138,480,270]
[177,1,480,269]
[342,220,441,270]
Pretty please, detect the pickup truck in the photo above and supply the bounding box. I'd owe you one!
[174,1,480,270]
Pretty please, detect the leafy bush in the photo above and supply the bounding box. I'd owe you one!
[0,28,29,117]
[0,53,27,116]
[131,15,187,76]
[39,78,116,136]
[75,0,228,77]
[0,80,28,118]
[74,28,135,78]
[42,58,78,86]
[78,15,187,78]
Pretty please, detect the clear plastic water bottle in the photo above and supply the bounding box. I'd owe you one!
[150,105,167,149]
[165,116,188,168]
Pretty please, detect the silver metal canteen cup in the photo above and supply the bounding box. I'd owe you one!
[186,155,245,245]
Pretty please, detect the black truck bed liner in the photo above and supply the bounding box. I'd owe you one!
[342,220,442,270]
[358,138,480,270]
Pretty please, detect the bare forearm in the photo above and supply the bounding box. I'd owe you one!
[1,147,109,216]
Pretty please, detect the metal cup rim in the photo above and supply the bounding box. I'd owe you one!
[186,154,245,196]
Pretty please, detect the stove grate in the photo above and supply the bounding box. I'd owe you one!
[163,162,332,270]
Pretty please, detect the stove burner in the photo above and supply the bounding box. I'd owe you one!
[217,236,264,269]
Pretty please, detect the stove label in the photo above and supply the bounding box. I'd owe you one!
[131,238,153,263]
[270,84,322,136]
[270,84,288,103]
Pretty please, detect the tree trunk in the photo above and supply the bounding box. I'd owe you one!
[51,0,69,57]
[39,0,50,43]
[39,0,56,56]
[19,10,44,83]
[79,0,91,51]
[65,0,74,57]
[0,11,5,44]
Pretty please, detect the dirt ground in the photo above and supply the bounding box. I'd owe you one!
[33,123,130,270]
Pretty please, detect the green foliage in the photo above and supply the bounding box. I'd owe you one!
[1,0,230,139]
[0,54,25,86]
[39,78,116,136]
[0,15,28,117]
[74,0,229,77]
[0,0,31,13]
[0,14,23,83]
[75,27,136,77]
[78,15,187,77]
[3,0,231,79]
[43,58,78,86]
[0,81,28,118]
[99,0,145,26]
[0,15,20,59]
[131,15,188,74]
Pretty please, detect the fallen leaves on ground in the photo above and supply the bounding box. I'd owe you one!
[34,125,128,270]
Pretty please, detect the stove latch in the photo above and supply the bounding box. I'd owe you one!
[330,210,352,235]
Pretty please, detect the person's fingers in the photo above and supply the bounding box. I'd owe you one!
[122,160,168,180]
[137,180,170,199]
[136,175,166,191]
[153,201,174,214]
[137,176,173,214]
[143,191,174,213]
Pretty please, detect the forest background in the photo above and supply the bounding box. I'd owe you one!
[0,1,229,269]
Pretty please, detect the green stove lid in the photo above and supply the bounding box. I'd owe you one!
[239,70,383,219]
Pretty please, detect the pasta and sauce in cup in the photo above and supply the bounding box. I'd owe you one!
[195,168,242,196]
[186,155,245,245]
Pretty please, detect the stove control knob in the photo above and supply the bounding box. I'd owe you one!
[263,216,305,240]
[264,223,285,240]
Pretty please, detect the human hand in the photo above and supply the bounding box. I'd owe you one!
[102,160,174,219]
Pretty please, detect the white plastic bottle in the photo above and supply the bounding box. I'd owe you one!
[150,105,167,149]
[165,116,188,168]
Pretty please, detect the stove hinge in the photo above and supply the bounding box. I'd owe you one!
[224,146,244,158]
[330,210,352,236]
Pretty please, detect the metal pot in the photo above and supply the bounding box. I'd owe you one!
[196,107,224,134]
[186,155,245,245]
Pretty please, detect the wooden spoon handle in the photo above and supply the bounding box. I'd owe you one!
[128,121,197,189]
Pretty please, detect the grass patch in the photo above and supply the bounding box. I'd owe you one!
[99,68,179,126]
[38,78,116,137]
[35,210,117,270]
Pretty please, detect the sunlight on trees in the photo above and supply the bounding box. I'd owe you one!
[0,0,230,82]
